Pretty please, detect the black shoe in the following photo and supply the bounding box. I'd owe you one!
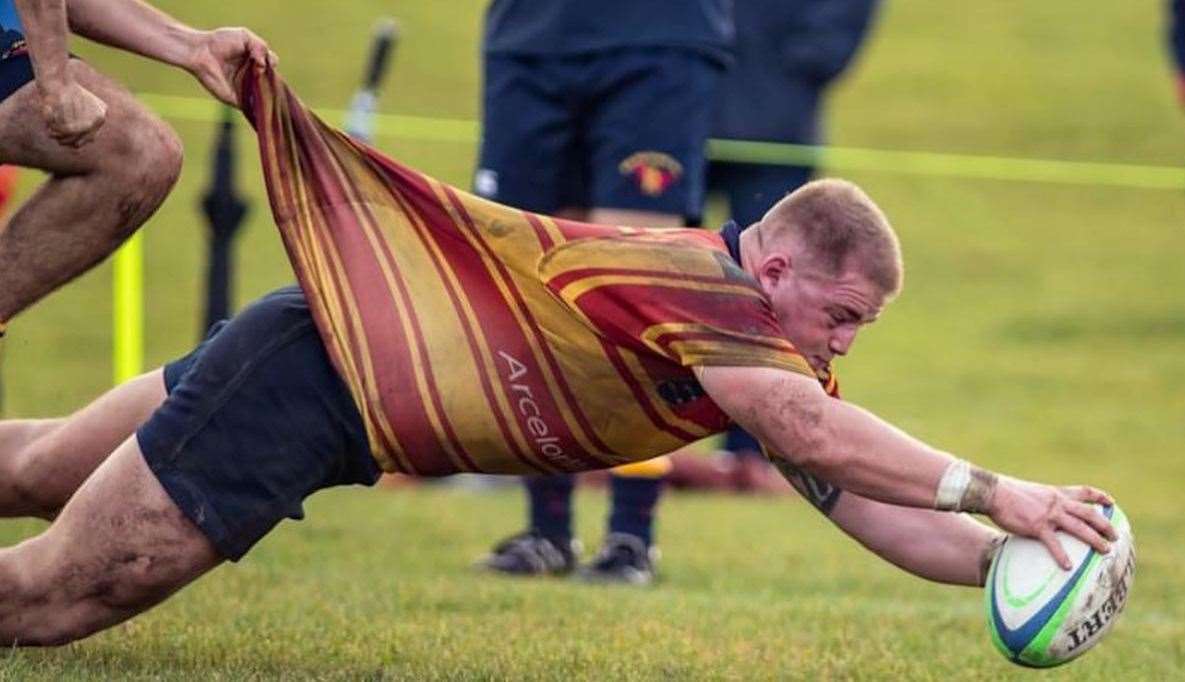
[477,530,580,577]
[578,533,657,586]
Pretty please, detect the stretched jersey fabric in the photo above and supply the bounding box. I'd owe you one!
[239,68,816,476]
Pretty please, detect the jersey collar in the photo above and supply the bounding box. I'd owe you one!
[719,220,743,267]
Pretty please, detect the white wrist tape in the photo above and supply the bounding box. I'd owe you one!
[935,459,971,511]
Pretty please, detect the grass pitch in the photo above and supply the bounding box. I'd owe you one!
[1,0,1183,678]
[0,486,1180,680]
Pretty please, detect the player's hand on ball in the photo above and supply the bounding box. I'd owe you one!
[40,80,107,148]
[187,27,277,107]
[987,478,1117,570]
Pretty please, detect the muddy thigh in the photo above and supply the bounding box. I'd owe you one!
[0,435,222,646]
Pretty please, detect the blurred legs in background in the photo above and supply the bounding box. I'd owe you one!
[474,15,722,582]
[479,458,669,586]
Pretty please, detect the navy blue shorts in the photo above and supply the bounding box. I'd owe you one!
[476,48,721,222]
[136,286,379,561]
[0,54,33,103]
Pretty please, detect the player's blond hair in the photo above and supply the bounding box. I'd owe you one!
[758,178,903,297]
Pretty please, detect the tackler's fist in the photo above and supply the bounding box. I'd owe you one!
[40,80,107,148]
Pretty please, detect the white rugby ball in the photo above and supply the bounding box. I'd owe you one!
[985,504,1135,667]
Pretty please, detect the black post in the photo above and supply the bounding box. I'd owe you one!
[201,107,249,334]
[345,18,400,142]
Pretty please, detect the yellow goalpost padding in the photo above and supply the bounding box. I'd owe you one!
[112,233,144,385]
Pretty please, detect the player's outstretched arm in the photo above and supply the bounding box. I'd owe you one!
[63,0,275,106]
[14,0,107,147]
[696,365,1118,569]
[778,461,1004,586]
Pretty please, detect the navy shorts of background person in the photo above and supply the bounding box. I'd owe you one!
[475,0,733,223]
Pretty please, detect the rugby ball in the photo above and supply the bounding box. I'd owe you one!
[985,504,1135,667]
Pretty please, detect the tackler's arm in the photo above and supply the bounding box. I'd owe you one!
[63,0,274,107]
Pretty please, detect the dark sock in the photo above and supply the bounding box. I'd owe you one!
[724,424,762,457]
[608,475,664,546]
[525,474,575,542]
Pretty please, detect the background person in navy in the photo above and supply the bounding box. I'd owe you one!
[707,0,881,475]
[1168,0,1185,106]
[474,0,732,585]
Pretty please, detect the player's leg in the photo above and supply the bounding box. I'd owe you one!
[720,161,813,229]
[474,53,588,576]
[582,47,720,229]
[578,457,670,586]
[0,433,222,646]
[0,370,165,519]
[0,314,226,519]
[0,286,379,646]
[479,474,581,576]
[472,54,574,216]
[576,47,722,581]
[0,56,183,325]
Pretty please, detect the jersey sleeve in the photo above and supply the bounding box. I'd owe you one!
[538,235,815,376]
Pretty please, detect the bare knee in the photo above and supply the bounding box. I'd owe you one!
[134,118,184,197]
[4,552,175,647]
[8,436,76,519]
[95,116,183,237]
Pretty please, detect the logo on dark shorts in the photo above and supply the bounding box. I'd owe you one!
[474,168,499,198]
[0,28,27,60]
[619,152,683,197]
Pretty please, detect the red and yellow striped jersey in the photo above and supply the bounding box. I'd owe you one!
[243,69,820,476]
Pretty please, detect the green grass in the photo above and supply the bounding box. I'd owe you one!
[2,0,1184,678]
[0,487,1180,680]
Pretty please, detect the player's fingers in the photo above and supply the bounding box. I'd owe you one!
[80,115,106,139]
[243,30,270,66]
[1064,484,1112,506]
[71,130,97,148]
[267,49,279,68]
[1067,500,1117,541]
[60,123,92,146]
[1057,512,1111,555]
[51,127,82,147]
[77,122,102,145]
[1038,528,1072,571]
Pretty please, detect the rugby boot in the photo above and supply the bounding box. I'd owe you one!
[478,530,580,576]
[577,532,657,586]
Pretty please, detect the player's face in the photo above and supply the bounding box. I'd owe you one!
[766,259,886,373]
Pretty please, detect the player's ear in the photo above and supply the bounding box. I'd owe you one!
[757,253,790,290]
